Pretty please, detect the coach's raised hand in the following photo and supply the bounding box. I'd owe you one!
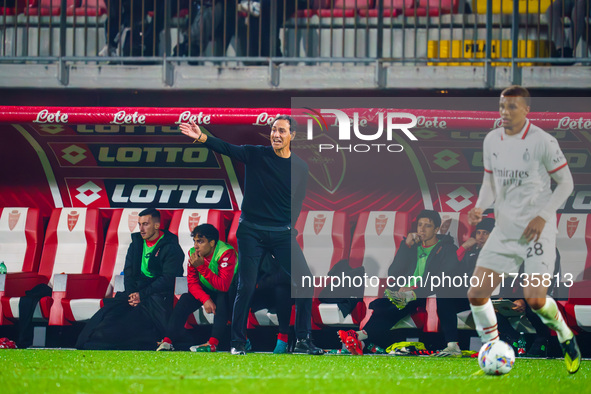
[180,120,207,143]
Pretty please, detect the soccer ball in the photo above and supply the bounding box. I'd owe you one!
[478,340,515,375]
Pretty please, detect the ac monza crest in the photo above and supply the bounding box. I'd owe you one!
[188,213,201,232]
[375,214,388,236]
[439,216,452,235]
[67,211,80,232]
[566,217,579,239]
[8,210,20,231]
[313,214,326,235]
[128,211,139,232]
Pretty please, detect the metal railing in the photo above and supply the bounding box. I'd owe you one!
[0,1,590,86]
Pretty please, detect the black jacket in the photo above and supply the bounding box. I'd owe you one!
[387,234,462,298]
[124,230,184,301]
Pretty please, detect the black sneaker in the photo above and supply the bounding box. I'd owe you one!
[231,344,247,355]
[293,337,324,355]
[560,336,581,374]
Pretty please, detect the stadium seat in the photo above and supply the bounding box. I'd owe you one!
[226,210,240,250]
[168,209,228,276]
[294,211,356,327]
[67,0,106,16]
[26,0,78,16]
[58,208,140,325]
[560,214,591,331]
[1,208,103,327]
[350,211,409,297]
[168,209,230,327]
[0,207,44,325]
[438,212,472,247]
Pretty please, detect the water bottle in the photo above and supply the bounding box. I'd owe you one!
[0,262,7,274]
[517,332,526,357]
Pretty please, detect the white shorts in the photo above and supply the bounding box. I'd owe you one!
[476,226,556,277]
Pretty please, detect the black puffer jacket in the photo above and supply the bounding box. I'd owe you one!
[387,234,462,298]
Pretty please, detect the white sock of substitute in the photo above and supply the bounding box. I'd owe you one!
[471,299,499,342]
[532,297,573,343]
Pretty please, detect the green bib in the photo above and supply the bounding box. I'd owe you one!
[142,237,163,278]
[409,242,438,287]
[190,240,238,292]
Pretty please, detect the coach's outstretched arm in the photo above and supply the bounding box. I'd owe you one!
[180,120,251,162]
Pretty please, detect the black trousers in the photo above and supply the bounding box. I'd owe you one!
[17,283,52,348]
[363,298,426,349]
[435,297,471,344]
[75,291,172,350]
[165,286,234,348]
[231,223,313,347]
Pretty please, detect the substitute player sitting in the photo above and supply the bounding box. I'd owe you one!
[467,85,580,374]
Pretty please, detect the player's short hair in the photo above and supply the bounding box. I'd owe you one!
[501,85,531,107]
[191,223,219,244]
[273,114,297,133]
[138,208,160,222]
[416,209,442,229]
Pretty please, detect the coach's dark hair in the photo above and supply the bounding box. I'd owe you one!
[273,114,297,133]
[416,209,441,229]
[139,208,160,222]
[191,223,219,244]
[501,85,531,107]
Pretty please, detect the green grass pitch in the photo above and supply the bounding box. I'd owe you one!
[2,350,588,393]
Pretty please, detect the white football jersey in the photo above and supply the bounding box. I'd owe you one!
[483,119,568,239]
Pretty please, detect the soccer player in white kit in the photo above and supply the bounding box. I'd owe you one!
[467,85,581,374]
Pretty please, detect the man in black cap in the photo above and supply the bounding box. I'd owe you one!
[457,217,496,274]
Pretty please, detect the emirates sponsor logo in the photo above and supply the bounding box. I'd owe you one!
[8,210,21,231]
[110,110,146,125]
[174,111,212,125]
[439,215,452,235]
[67,211,80,232]
[375,214,388,236]
[556,116,591,131]
[493,118,502,129]
[313,214,326,235]
[566,217,579,238]
[33,109,68,124]
[128,211,139,232]
[188,212,201,232]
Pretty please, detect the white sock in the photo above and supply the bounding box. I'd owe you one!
[532,297,573,343]
[471,299,499,342]
[357,330,368,341]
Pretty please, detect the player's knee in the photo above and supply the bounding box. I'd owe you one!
[526,297,545,310]
[467,287,486,305]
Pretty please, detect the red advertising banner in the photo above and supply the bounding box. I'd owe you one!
[1,106,590,223]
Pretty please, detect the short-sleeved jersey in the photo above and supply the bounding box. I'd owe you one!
[482,120,568,239]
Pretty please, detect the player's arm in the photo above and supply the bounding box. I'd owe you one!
[469,171,495,225]
[187,261,212,304]
[523,137,574,243]
[522,166,574,242]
